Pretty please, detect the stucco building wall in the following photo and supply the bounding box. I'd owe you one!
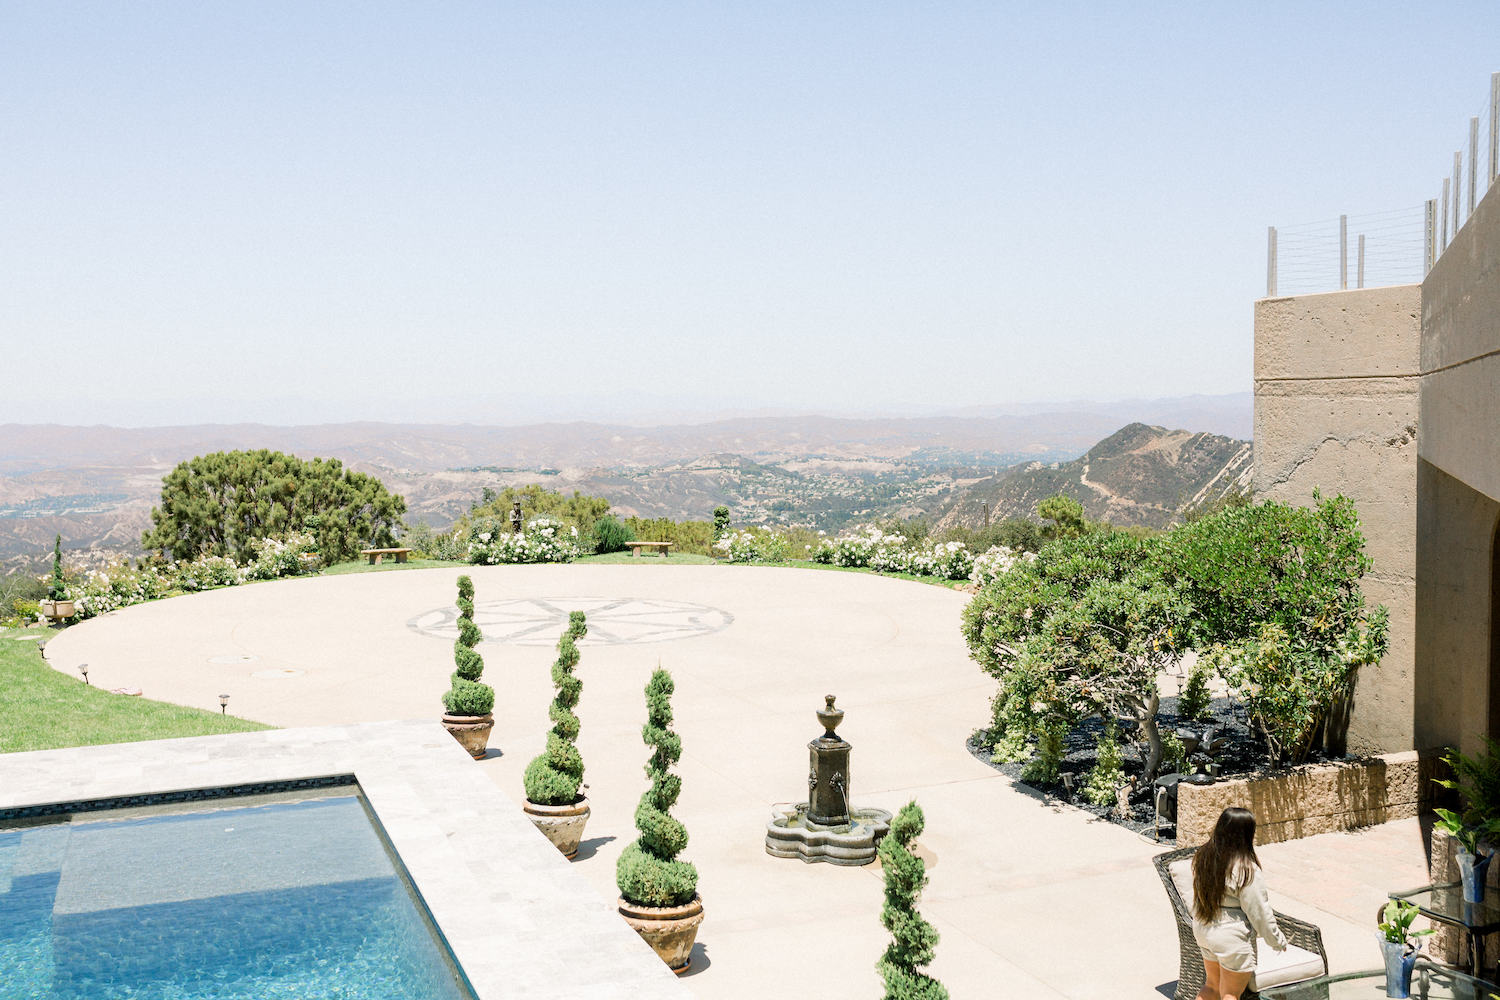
[1416,180,1500,754]
[1252,284,1421,754]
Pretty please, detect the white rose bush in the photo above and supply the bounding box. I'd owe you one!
[807,526,988,582]
[467,516,581,565]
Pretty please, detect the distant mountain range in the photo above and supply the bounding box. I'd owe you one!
[0,394,1251,569]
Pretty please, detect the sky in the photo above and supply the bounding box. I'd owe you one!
[4,2,1499,427]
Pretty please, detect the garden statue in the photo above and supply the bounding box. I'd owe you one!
[765,695,892,865]
[510,500,523,533]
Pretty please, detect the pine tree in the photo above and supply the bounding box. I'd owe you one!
[877,801,948,1000]
[524,612,588,804]
[617,668,698,907]
[442,576,494,715]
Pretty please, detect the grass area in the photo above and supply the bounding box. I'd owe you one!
[0,626,270,754]
[574,551,717,565]
[771,559,970,590]
[321,558,466,575]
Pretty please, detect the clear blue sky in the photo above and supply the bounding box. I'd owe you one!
[4,3,1497,426]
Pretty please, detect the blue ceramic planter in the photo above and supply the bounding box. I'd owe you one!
[1379,939,1418,998]
[1457,848,1492,903]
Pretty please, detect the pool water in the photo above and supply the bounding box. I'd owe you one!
[0,794,473,999]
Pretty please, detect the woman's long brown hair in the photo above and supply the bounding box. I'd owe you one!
[1191,807,1260,921]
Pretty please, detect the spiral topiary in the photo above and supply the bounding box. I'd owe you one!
[523,611,588,804]
[50,535,66,602]
[877,801,948,1000]
[616,668,698,907]
[442,575,494,716]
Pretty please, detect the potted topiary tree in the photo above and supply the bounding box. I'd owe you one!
[441,575,494,758]
[40,535,74,621]
[617,668,703,973]
[877,800,948,1000]
[522,611,591,858]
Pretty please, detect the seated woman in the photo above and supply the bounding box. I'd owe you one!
[1191,807,1287,1000]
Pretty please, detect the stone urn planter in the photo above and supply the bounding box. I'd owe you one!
[617,895,704,974]
[523,796,591,859]
[39,599,75,621]
[441,713,493,759]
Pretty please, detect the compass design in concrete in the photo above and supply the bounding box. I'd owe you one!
[407,597,733,647]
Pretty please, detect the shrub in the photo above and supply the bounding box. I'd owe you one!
[243,531,319,581]
[177,554,244,592]
[616,668,698,907]
[442,576,494,716]
[524,612,588,805]
[876,801,948,1000]
[1083,726,1126,807]
[1160,730,1187,774]
[591,516,635,555]
[1020,722,1065,784]
[624,517,715,556]
[1177,661,1213,722]
[712,505,730,539]
[467,517,580,564]
[1433,737,1500,854]
[968,545,1037,587]
[715,527,792,564]
[401,521,466,560]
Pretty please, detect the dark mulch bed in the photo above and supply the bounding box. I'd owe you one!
[966,693,1353,842]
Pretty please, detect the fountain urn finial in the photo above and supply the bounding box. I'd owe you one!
[807,694,852,826]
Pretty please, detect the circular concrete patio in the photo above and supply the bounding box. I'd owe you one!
[42,564,1407,999]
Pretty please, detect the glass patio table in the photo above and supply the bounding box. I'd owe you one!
[1388,883,1500,980]
[1259,962,1495,999]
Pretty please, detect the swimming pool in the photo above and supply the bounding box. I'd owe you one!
[0,785,474,999]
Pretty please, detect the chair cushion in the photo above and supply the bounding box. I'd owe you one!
[1250,943,1324,990]
[1169,859,1194,910]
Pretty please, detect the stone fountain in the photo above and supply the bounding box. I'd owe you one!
[764,695,892,866]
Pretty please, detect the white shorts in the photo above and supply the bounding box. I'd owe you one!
[1192,908,1256,974]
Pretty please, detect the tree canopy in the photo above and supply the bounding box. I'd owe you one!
[142,449,406,564]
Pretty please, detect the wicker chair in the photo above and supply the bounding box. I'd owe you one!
[1154,847,1328,1000]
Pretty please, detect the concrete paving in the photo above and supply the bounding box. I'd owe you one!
[42,565,1438,998]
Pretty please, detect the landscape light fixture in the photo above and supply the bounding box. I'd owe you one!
[219,694,230,715]
[78,663,89,685]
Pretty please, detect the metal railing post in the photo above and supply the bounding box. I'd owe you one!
[1426,199,1437,272]
[1441,178,1450,249]
[1339,215,1348,290]
[1453,152,1462,234]
[1491,72,1499,188]
[1357,234,1365,289]
[1470,117,1479,217]
[1266,226,1277,297]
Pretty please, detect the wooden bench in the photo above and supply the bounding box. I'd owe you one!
[627,541,673,558]
[360,547,412,565]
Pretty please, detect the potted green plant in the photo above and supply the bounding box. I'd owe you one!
[522,611,591,858]
[1434,737,1500,902]
[1376,899,1432,998]
[39,535,74,621]
[617,668,702,974]
[877,800,948,1000]
[441,575,494,758]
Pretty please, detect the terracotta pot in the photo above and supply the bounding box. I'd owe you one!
[440,713,493,759]
[618,895,704,974]
[522,796,591,859]
[40,599,74,620]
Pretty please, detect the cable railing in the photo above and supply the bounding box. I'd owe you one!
[1266,71,1499,297]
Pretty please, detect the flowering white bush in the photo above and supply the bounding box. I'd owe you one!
[715,528,791,563]
[178,554,245,592]
[805,526,976,580]
[244,531,320,581]
[74,563,173,619]
[467,517,581,565]
[969,545,1038,586]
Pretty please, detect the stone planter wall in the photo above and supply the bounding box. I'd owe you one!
[1176,749,1447,847]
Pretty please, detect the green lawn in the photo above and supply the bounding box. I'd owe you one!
[0,626,270,754]
[321,557,466,575]
[574,551,717,565]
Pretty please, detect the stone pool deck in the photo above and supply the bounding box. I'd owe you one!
[37,564,1440,998]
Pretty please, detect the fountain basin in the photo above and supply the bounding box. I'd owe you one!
[765,802,892,866]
